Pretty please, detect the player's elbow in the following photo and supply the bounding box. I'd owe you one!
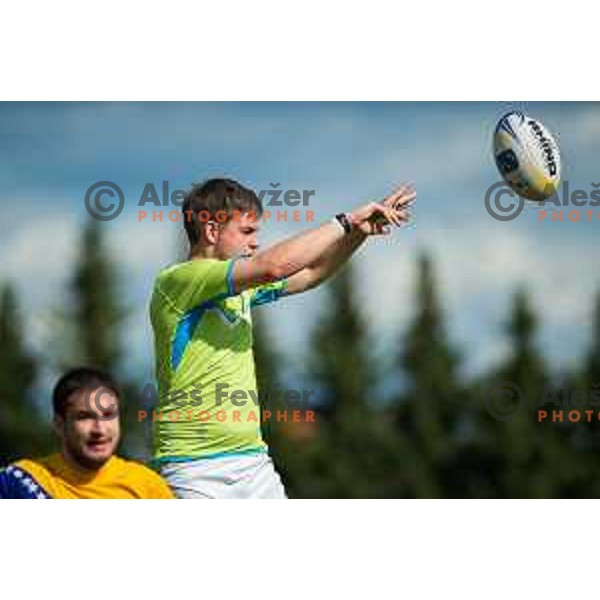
[305,267,327,290]
[267,261,290,281]
[247,256,289,285]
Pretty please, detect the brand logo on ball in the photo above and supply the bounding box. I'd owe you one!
[527,119,558,177]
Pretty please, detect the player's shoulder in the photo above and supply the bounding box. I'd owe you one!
[113,456,173,494]
[15,453,75,488]
[151,262,191,312]
[0,456,56,499]
[112,455,155,476]
[153,259,231,300]
[153,261,180,288]
[157,258,228,280]
[14,454,59,477]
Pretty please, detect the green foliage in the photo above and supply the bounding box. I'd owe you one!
[394,254,464,497]
[67,219,125,369]
[58,219,147,459]
[0,283,52,464]
[262,255,600,499]
[267,264,406,498]
[4,235,600,497]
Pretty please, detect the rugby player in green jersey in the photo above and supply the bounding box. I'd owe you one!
[150,178,414,498]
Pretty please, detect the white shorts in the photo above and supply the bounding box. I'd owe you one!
[159,451,287,499]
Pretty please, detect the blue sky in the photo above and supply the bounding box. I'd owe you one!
[0,102,598,401]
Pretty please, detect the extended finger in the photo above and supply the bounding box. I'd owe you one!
[386,183,416,206]
[372,207,397,227]
[395,208,413,222]
[385,207,403,227]
[394,189,416,209]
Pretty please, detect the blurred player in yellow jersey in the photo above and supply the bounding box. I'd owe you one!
[0,367,173,499]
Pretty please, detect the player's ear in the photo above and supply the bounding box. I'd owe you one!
[52,414,65,438]
[204,220,221,245]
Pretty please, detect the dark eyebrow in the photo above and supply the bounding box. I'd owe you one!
[75,410,94,419]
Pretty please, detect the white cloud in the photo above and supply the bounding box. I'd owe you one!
[0,212,78,283]
[561,104,600,149]
[0,212,177,373]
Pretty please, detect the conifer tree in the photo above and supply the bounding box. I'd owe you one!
[0,283,52,463]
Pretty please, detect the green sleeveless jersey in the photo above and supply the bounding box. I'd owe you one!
[149,258,287,462]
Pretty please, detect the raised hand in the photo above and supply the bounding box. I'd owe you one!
[349,184,416,235]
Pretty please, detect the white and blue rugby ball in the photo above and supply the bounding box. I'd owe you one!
[493,112,561,201]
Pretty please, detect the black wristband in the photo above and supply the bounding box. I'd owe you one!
[334,213,352,234]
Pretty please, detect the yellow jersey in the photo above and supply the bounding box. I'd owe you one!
[0,453,174,499]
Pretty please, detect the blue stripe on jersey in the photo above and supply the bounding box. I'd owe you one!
[171,293,232,372]
[151,446,267,466]
[250,281,288,307]
[0,465,51,499]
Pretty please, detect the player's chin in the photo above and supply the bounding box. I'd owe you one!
[83,440,116,464]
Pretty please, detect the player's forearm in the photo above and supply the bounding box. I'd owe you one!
[305,227,367,283]
[234,220,347,289]
[233,192,411,293]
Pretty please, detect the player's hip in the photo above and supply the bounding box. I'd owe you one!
[158,450,287,499]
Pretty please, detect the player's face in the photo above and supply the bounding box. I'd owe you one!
[55,387,121,471]
[214,212,260,259]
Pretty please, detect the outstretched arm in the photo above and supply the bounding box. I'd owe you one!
[285,184,416,294]
[230,186,412,293]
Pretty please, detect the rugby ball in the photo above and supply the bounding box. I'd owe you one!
[493,112,561,201]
